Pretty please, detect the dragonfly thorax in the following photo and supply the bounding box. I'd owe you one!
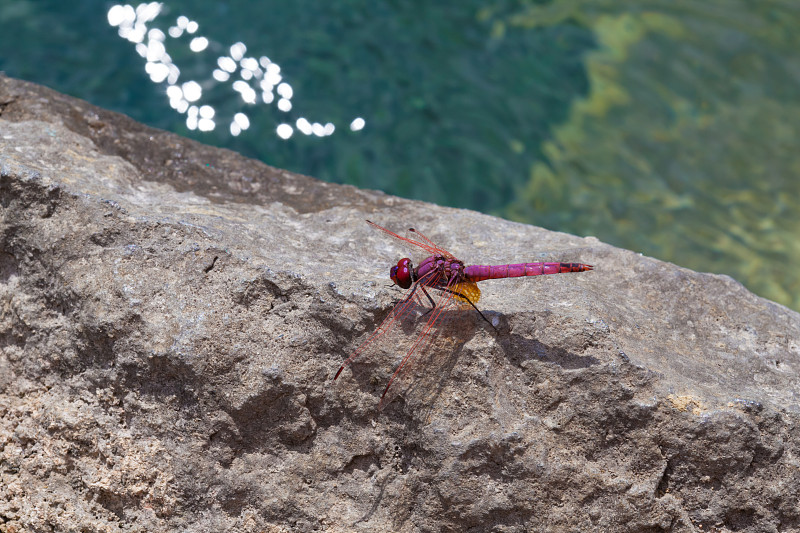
[416,255,467,288]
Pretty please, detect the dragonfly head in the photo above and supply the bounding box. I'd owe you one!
[390,258,414,289]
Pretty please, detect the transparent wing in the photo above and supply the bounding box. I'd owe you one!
[377,279,461,410]
[335,268,478,410]
[366,220,455,259]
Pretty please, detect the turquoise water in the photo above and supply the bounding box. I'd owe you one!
[2,1,798,310]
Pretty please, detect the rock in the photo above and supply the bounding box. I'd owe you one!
[1,74,798,532]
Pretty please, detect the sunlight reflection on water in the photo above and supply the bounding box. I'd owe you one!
[107,2,362,140]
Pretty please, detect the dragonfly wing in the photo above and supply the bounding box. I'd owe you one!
[377,277,481,410]
[407,226,455,259]
[366,220,455,259]
[334,284,423,380]
[449,280,481,305]
[377,287,456,408]
[335,264,477,410]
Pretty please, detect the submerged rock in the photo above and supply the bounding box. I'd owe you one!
[1,75,798,532]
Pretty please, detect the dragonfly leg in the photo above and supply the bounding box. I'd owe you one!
[439,287,498,333]
[418,285,438,317]
[414,283,497,332]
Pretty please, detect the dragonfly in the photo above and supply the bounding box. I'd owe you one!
[334,220,594,409]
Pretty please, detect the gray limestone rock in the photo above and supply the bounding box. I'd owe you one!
[1,75,798,532]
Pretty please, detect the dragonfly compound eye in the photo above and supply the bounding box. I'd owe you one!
[390,258,413,289]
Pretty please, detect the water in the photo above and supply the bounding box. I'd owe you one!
[1,1,798,311]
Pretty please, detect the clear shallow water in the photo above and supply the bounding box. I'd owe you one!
[1,1,798,311]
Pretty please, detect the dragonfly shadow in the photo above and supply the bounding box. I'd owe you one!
[498,332,600,370]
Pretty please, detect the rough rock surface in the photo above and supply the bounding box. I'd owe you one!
[1,75,799,533]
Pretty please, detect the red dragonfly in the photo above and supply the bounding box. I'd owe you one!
[334,220,593,409]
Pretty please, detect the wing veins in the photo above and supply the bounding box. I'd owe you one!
[379,274,460,408]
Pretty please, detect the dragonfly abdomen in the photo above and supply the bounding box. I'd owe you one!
[464,262,593,282]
